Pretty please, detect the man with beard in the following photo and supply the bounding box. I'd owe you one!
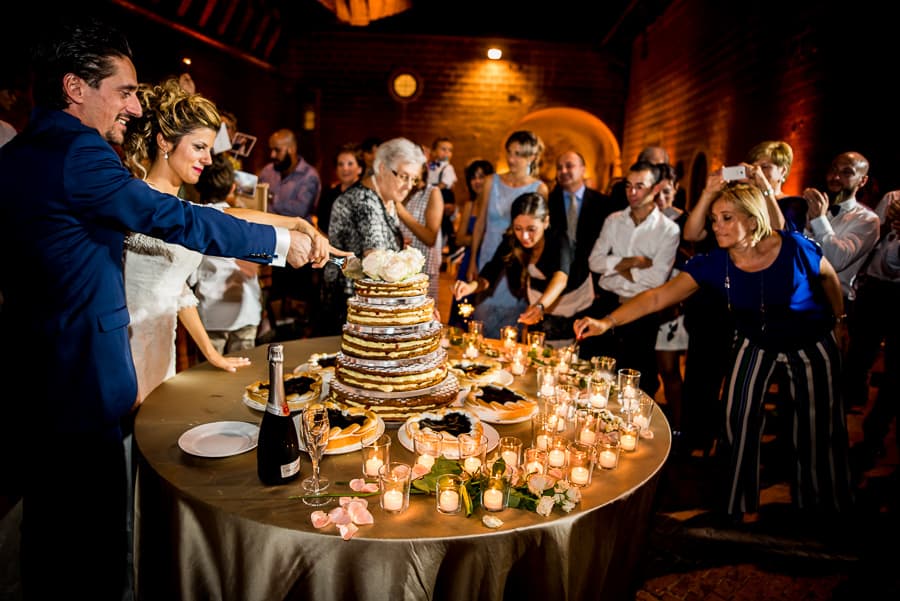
[802,152,879,308]
[258,128,323,336]
[803,151,881,413]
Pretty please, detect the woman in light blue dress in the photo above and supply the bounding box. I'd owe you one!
[467,130,549,338]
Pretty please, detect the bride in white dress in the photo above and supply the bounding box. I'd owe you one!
[122,79,333,402]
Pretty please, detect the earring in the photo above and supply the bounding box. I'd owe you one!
[163,151,169,160]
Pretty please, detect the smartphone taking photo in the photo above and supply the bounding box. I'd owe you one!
[722,165,747,181]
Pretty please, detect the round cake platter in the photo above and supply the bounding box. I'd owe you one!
[330,367,456,399]
[343,320,440,336]
[329,373,460,424]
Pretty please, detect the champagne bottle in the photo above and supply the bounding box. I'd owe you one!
[256,343,301,485]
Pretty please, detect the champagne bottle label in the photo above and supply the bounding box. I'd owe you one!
[280,456,301,478]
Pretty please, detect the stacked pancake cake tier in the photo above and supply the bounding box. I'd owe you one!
[330,248,459,421]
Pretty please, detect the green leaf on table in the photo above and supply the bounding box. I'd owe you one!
[411,457,462,495]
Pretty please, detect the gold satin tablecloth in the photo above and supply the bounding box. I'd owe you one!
[134,336,670,601]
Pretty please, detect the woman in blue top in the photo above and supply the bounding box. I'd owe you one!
[466,131,549,338]
[575,178,853,524]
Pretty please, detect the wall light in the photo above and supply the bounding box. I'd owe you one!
[487,48,502,60]
[181,57,192,67]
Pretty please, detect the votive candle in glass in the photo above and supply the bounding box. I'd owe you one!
[523,447,549,476]
[498,436,522,469]
[619,422,639,452]
[547,436,568,468]
[360,433,391,478]
[597,439,621,470]
[436,474,462,515]
[567,441,594,487]
[458,433,488,475]
[378,462,411,513]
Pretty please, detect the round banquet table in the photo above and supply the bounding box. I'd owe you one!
[134,336,671,601]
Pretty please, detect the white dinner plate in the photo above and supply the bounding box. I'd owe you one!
[178,421,259,458]
[292,362,334,399]
[466,402,539,425]
[397,422,499,460]
[491,370,514,387]
[296,416,386,456]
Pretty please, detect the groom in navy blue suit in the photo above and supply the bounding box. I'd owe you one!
[0,17,331,600]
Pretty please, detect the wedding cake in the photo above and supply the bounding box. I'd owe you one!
[330,248,459,420]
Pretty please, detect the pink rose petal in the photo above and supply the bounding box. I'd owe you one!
[345,497,368,509]
[338,522,359,540]
[349,478,368,492]
[328,506,352,525]
[310,511,331,529]
[411,464,431,479]
[347,503,374,525]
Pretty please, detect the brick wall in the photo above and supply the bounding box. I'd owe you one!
[622,0,898,207]
[278,32,628,194]
[129,0,898,207]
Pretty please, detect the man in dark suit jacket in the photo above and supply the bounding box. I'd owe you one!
[548,151,622,308]
[0,17,335,600]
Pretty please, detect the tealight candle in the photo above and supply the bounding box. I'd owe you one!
[501,450,519,468]
[438,489,460,513]
[510,359,525,376]
[365,457,384,477]
[535,434,549,450]
[463,456,482,474]
[579,428,596,445]
[589,393,607,409]
[464,343,479,359]
[483,488,503,511]
[570,466,590,485]
[633,415,650,431]
[382,489,403,511]
[548,448,566,467]
[598,450,617,469]
[540,382,555,397]
[547,414,559,431]
[620,432,637,452]
[525,460,544,475]
[416,454,435,470]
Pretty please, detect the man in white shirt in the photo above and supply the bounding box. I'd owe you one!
[802,151,880,305]
[583,160,680,398]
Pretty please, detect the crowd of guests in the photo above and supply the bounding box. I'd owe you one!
[1,11,897,601]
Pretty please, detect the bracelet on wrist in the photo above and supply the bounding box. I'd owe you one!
[606,314,619,330]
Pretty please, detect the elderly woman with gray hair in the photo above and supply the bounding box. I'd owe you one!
[321,137,427,334]
[575,175,854,526]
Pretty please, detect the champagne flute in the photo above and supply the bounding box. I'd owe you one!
[300,403,331,505]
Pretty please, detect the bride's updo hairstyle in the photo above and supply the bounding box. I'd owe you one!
[123,78,221,178]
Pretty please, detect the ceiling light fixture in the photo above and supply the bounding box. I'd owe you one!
[487,48,502,60]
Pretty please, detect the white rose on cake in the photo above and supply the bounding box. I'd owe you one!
[362,249,391,279]
[362,248,425,281]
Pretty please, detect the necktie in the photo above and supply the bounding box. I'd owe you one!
[829,204,841,217]
[567,193,579,243]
